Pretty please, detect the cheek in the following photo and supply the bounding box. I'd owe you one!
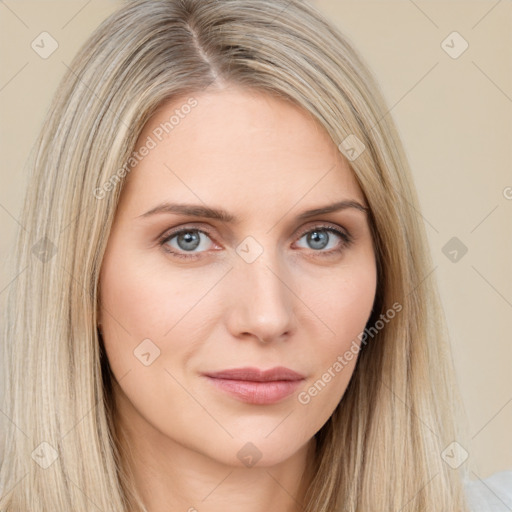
[311,261,377,346]
[300,260,377,401]
[99,262,170,344]
[98,249,228,367]
[97,253,226,429]
[101,252,182,333]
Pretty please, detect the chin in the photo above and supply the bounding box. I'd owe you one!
[209,432,312,469]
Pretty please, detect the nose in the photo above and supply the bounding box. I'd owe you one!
[225,251,296,344]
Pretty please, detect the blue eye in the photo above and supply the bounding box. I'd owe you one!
[295,226,351,253]
[159,224,352,260]
[160,228,215,259]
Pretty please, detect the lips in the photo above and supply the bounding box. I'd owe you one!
[202,366,305,405]
[204,366,305,382]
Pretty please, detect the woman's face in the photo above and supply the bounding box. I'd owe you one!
[98,86,377,468]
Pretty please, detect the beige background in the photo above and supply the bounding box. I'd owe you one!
[0,0,510,480]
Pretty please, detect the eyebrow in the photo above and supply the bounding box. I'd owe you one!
[138,200,369,222]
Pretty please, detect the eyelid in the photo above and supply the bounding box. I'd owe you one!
[294,221,351,240]
[157,220,353,259]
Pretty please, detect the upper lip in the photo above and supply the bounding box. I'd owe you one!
[203,366,305,382]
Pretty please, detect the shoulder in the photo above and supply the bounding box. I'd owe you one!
[464,470,512,511]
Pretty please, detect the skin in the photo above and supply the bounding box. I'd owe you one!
[98,85,377,512]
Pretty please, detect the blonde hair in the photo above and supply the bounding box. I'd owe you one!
[0,0,472,510]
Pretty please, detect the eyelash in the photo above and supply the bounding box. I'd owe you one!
[158,223,353,261]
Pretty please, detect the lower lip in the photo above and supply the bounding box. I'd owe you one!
[204,377,303,405]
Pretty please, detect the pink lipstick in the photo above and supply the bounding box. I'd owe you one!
[202,366,305,405]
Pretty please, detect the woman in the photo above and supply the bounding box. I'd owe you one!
[0,0,510,510]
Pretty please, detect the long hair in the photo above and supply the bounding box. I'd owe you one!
[0,0,471,510]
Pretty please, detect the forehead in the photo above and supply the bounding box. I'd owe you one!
[120,86,365,215]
